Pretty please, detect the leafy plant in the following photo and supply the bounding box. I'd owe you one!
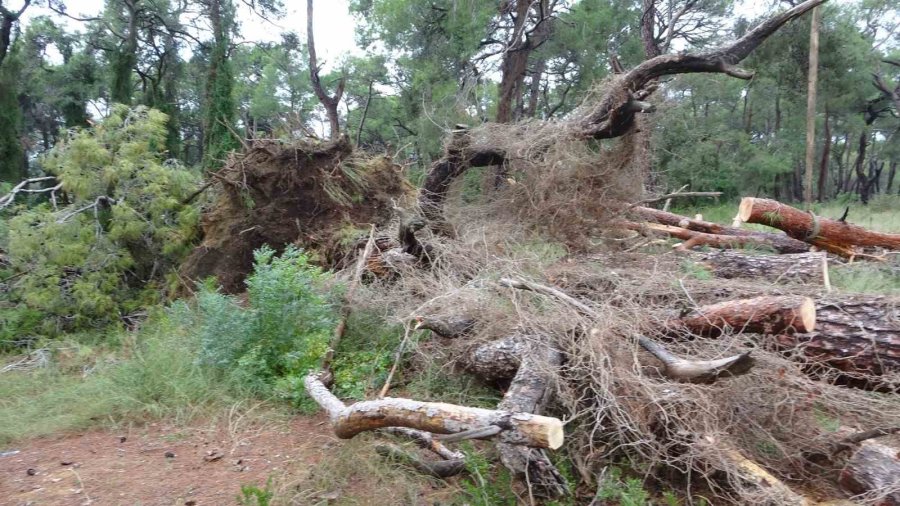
[239,478,275,506]
[457,444,517,506]
[195,246,337,409]
[3,106,199,335]
[595,466,651,506]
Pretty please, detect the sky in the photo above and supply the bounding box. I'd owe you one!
[20,0,360,69]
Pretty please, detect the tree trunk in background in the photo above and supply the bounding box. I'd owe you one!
[887,161,897,194]
[201,0,239,169]
[817,112,830,202]
[307,0,345,140]
[496,0,532,124]
[0,0,30,69]
[853,130,870,204]
[803,6,820,209]
[110,0,138,105]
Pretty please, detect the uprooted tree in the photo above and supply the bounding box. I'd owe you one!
[300,1,898,503]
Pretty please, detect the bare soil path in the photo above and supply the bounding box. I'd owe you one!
[0,414,335,506]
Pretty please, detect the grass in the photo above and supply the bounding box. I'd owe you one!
[0,308,240,446]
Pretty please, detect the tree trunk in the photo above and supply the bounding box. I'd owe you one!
[464,335,528,382]
[886,161,897,195]
[668,295,816,338]
[738,197,900,257]
[774,295,900,379]
[626,221,810,254]
[495,342,569,498]
[854,130,871,204]
[496,0,534,124]
[803,6,820,208]
[304,374,564,449]
[0,1,30,69]
[817,112,830,202]
[632,206,810,253]
[307,0,345,139]
[838,441,900,504]
[688,250,826,284]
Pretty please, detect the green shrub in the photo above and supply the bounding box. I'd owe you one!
[194,246,337,408]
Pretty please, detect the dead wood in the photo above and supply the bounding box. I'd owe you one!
[625,221,808,253]
[374,444,465,478]
[738,197,900,258]
[499,277,755,382]
[774,295,900,383]
[418,0,826,229]
[668,295,817,338]
[688,250,826,284]
[304,373,564,449]
[838,441,900,504]
[496,342,569,499]
[464,335,527,382]
[414,315,476,339]
[632,206,810,253]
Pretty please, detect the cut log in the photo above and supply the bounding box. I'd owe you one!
[738,197,900,258]
[689,250,827,284]
[838,441,900,505]
[496,340,569,498]
[669,295,817,338]
[632,206,810,253]
[304,373,564,449]
[773,295,900,380]
[624,221,808,253]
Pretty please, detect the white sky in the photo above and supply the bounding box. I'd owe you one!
[20,0,360,68]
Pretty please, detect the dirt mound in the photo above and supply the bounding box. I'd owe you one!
[180,137,411,293]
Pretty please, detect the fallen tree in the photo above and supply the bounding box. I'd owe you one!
[838,440,900,504]
[625,221,809,253]
[632,206,810,254]
[737,197,900,259]
[417,0,827,231]
[688,250,827,284]
[774,295,900,383]
[668,295,817,338]
[304,373,564,449]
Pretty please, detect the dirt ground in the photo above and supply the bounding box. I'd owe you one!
[0,414,336,506]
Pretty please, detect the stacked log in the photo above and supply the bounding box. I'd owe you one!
[688,250,826,284]
[773,295,900,381]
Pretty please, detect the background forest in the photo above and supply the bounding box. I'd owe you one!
[0,0,899,504]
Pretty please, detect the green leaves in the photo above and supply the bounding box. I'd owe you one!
[3,106,199,334]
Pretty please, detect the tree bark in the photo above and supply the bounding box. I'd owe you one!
[838,441,900,504]
[307,0,345,139]
[773,295,900,379]
[817,112,830,202]
[803,6,820,208]
[464,335,528,382]
[0,0,30,69]
[495,341,569,498]
[738,197,900,257]
[632,206,809,253]
[304,374,564,449]
[688,250,826,284]
[668,295,817,338]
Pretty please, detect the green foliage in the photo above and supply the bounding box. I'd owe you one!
[594,466,651,506]
[202,19,240,170]
[0,44,25,182]
[3,106,199,334]
[194,246,336,408]
[457,444,517,506]
[238,478,274,506]
[331,311,402,400]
